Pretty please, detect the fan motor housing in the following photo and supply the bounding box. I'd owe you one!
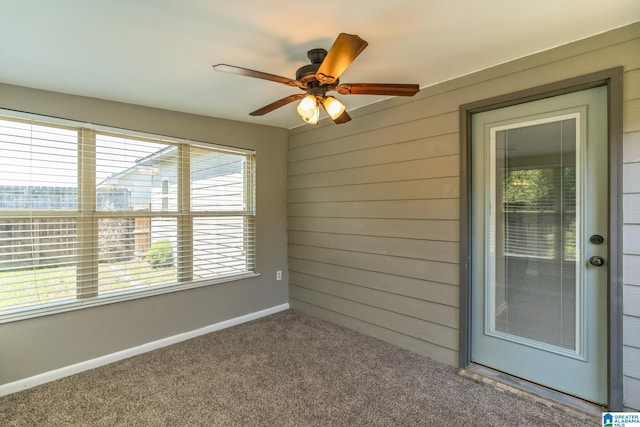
[296,48,329,84]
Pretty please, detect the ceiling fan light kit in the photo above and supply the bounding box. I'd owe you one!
[213,33,420,125]
[297,94,320,124]
[323,96,346,120]
[303,106,320,125]
[296,94,318,119]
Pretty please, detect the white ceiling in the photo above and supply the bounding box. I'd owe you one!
[1,1,639,129]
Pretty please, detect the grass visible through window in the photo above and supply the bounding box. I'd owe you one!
[0,261,177,312]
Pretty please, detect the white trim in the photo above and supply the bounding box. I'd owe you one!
[0,272,261,324]
[0,303,289,397]
[484,111,586,358]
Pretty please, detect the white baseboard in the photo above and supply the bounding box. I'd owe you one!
[0,303,289,397]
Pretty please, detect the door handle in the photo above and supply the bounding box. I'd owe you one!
[589,256,605,267]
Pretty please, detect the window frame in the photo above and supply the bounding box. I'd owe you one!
[0,110,258,323]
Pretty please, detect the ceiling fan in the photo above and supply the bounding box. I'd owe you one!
[213,33,420,125]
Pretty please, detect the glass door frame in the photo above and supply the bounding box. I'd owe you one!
[486,112,584,359]
[458,68,624,410]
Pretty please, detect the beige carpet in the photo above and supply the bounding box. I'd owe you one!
[0,310,597,426]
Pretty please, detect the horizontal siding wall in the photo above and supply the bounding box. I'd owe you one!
[288,108,461,365]
[624,57,640,410]
[288,23,640,408]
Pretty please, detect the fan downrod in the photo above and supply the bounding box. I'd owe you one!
[307,48,327,64]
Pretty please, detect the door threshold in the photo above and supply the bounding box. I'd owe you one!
[458,364,604,422]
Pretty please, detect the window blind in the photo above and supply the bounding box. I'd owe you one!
[0,115,256,320]
[500,162,577,260]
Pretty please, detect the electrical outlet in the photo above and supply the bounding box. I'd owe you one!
[276,270,282,281]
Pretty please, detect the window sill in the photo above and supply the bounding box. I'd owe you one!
[0,272,260,324]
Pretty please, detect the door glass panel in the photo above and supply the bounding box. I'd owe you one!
[488,114,580,352]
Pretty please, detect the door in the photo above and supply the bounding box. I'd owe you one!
[470,86,608,404]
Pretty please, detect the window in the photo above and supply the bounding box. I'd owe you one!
[0,114,256,321]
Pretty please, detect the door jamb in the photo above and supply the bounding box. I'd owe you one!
[458,67,624,410]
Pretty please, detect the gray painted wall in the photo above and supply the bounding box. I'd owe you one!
[0,84,289,384]
[288,23,640,410]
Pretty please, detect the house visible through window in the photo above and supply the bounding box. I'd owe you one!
[0,114,256,321]
[161,179,169,211]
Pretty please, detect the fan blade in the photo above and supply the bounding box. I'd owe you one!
[336,83,419,96]
[249,94,305,116]
[316,33,368,85]
[213,64,301,87]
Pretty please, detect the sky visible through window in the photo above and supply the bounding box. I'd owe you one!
[0,119,77,187]
[0,119,167,188]
[95,134,169,185]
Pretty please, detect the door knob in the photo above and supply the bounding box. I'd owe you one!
[589,256,605,267]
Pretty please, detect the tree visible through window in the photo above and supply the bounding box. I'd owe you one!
[502,166,576,261]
